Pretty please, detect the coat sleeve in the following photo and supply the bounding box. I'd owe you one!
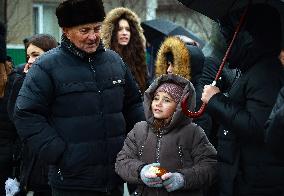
[13,64,66,164]
[265,86,284,157]
[115,123,146,184]
[122,64,145,132]
[178,126,217,190]
[206,72,281,141]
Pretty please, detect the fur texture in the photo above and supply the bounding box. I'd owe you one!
[101,7,145,49]
[155,36,191,80]
[56,0,106,27]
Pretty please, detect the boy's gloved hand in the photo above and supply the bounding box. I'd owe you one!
[161,172,185,192]
[140,163,163,188]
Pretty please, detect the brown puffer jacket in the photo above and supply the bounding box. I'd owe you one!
[115,74,217,196]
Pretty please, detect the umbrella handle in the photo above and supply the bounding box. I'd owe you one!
[181,80,216,118]
[181,95,206,118]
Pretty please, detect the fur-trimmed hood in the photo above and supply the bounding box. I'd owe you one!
[144,74,195,133]
[155,36,205,86]
[101,7,145,49]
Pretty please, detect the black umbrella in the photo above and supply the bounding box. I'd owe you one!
[141,19,205,48]
[177,0,284,45]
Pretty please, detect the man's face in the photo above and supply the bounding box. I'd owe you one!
[63,22,102,53]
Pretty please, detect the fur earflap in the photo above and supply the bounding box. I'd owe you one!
[56,0,105,27]
[155,36,191,80]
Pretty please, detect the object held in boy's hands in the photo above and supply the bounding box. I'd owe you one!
[149,166,167,177]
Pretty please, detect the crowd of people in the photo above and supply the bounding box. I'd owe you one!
[0,0,284,196]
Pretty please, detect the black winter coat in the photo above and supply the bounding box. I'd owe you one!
[14,37,145,192]
[206,5,284,196]
[265,86,284,158]
[208,58,284,196]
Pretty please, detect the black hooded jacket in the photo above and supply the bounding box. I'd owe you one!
[206,4,284,196]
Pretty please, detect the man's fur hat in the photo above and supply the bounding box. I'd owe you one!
[56,0,106,27]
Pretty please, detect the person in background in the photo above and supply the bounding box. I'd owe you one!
[8,34,58,196]
[115,74,217,196]
[0,21,20,196]
[201,4,284,196]
[13,0,144,196]
[101,7,149,94]
[155,36,205,89]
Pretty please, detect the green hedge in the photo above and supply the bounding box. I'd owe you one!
[7,48,26,67]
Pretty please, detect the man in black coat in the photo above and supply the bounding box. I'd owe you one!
[13,0,145,196]
[201,4,284,196]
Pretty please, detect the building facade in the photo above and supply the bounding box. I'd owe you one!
[5,0,213,65]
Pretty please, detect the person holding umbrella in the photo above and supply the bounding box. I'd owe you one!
[201,4,284,196]
[101,7,149,94]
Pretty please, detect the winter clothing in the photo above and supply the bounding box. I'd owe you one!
[13,32,144,194]
[155,36,205,88]
[155,82,184,104]
[0,22,20,195]
[265,86,284,158]
[206,4,284,196]
[162,172,185,192]
[115,74,217,196]
[55,0,105,28]
[140,163,163,188]
[101,7,148,93]
[194,56,238,148]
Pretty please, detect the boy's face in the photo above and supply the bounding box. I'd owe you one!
[151,91,177,121]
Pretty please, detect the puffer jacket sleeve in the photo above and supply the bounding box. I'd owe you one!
[206,71,281,141]
[13,63,66,165]
[178,126,217,190]
[115,122,146,184]
[265,86,284,157]
[122,64,145,132]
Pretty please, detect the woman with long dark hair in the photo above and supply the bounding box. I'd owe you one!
[101,7,149,93]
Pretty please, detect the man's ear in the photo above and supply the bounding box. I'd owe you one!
[62,27,69,38]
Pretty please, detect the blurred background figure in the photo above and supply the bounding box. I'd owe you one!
[0,21,19,196]
[101,7,149,94]
[155,36,205,89]
[8,33,58,196]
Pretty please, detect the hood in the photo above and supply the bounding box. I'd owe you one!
[220,4,282,71]
[101,7,145,49]
[144,74,195,134]
[155,36,204,84]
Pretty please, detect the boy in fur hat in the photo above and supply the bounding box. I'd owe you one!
[13,0,145,195]
[115,74,217,196]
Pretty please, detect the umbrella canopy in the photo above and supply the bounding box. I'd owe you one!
[177,0,284,46]
[141,19,205,48]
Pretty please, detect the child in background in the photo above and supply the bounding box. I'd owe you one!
[115,74,217,196]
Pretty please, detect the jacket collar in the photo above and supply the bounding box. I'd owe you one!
[61,34,105,60]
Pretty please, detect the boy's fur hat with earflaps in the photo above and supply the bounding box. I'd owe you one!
[101,7,146,49]
[155,36,191,80]
[56,0,106,28]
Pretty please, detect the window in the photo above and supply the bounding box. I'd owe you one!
[33,3,61,42]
